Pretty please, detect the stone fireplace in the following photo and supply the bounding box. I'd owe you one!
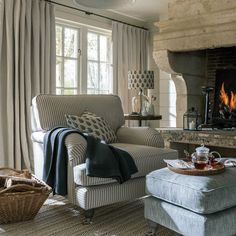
[153,0,236,128]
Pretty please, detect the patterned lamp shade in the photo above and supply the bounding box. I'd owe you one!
[128,70,154,90]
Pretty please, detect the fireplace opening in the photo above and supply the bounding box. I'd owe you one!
[212,69,236,128]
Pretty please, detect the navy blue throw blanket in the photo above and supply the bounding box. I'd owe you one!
[43,127,138,195]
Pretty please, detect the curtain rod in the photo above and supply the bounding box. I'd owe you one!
[44,0,148,31]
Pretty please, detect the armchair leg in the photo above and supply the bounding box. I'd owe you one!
[145,219,158,236]
[83,209,95,225]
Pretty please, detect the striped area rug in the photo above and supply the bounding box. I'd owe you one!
[0,196,179,236]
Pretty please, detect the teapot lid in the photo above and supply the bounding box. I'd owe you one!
[195,144,209,154]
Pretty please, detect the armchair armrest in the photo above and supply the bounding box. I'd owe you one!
[65,133,87,204]
[65,133,87,165]
[31,131,87,204]
[116,127,164,148]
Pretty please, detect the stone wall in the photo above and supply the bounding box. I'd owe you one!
[154,0,236,52]
[168,0,236,20]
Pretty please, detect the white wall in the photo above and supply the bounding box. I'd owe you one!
[159,71,177,127]
[144,21,160,127]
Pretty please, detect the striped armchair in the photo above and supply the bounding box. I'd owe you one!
[31,94,178,222]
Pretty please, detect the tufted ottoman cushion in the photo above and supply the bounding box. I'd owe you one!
[146,167,236,214]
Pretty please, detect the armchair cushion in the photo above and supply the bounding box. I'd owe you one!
[73,143,178,186]
[65,112,117,143]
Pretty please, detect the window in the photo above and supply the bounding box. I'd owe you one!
[56,22,113,95]
[87,31,113,94]
[56,24,80,95]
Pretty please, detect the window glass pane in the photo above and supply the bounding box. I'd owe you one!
[100,35,108,62]
[88,32,98,61]
[87,88,96,94]
[56,88,62,95]
[100,63,109,94]
[87,31,112,94]
[64,59,77,88]
[56,57,62,87]
[64,89,77,95]
[56,23,80,96]
[87,62,98,93]
[64,28,77,58]
[56,26,62,56]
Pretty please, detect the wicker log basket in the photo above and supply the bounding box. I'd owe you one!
[0,168,52,224]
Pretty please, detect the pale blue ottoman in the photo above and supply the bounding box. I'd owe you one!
[144,167,236,236]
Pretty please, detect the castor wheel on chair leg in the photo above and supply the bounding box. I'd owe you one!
[82,209,95,225]
[145,219,158,236]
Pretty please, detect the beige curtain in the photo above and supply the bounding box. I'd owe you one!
[112,22,149,113]
[0,0,56,170]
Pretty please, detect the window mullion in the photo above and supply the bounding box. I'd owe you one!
[77,28,80,94]
[81,27,87,94]
[62,26,65,94]
[98,34,100,93]
[109,36,113,93]
[57,56,78,60]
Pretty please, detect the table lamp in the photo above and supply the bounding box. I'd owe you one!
[128,70,154,115]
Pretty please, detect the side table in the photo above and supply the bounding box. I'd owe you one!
[124,114,162,127]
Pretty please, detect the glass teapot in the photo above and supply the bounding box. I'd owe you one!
[191,144,221,169]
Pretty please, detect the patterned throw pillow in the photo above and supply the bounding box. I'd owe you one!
[65,112,117,144]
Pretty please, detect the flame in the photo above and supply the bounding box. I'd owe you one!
[230,91,236,111]
[220,82,236,111]
[220,83,229,106]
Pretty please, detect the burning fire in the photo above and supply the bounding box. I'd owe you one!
[220,82,236,111]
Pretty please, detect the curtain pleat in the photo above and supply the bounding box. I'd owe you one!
[112,22,149,113]
[32,1,40,95]
[0,0,56,170]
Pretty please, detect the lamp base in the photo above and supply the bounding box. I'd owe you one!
[131,92,149,115]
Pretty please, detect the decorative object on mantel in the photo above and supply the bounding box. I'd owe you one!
[0,168,52,224]
[128,70,154,116]
[183,107,201,130]
[73,0,136,9]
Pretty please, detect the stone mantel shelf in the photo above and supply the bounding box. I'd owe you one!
[153,0,236,52]
[154,8,236,34]
[157,129,236,149]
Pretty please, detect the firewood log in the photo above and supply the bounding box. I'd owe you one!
[0,178,6,187]
[11,169,32,179]
[5,177,44,188]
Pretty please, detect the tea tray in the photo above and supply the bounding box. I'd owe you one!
[167,162,225,176]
